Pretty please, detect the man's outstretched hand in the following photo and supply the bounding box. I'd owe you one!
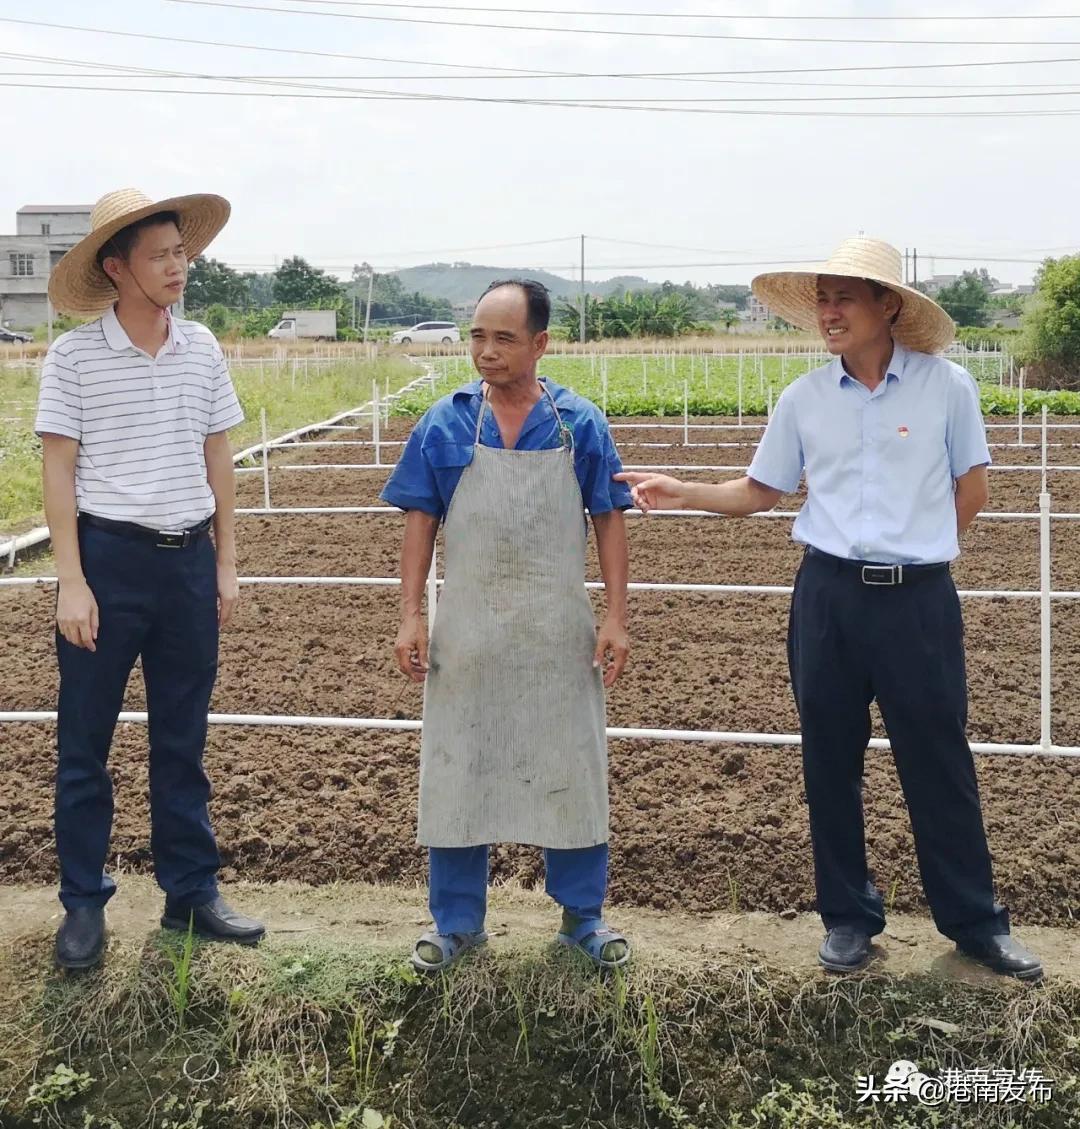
[614,471,691,513]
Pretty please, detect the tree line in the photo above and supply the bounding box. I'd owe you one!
[184,256,455,339]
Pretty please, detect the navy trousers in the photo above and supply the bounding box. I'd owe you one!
[54,521,221,910]
[787,549,1008,944]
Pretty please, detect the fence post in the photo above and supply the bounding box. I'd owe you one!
[683,381,689,446]
[1040,405,1051,752]
[372,382,381,467]
[737,352,744,426]
[260,407,271,509]
[1018,366,1025,446]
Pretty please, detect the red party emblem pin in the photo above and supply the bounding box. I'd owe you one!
[897,425,910,439]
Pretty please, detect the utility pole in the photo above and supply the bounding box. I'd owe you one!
[904,248,909,285]
[362,268,374,342]
[912,248,918,288]
[579,234,586,344]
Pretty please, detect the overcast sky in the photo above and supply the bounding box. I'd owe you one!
[2,0,1078,288]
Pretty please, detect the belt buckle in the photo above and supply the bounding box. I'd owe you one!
[156,529,188,549]
[861,564,902,586]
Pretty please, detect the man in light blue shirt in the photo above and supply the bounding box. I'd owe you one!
[618,237,1041,981]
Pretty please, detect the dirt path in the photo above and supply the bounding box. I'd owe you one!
[5,876,1080,985]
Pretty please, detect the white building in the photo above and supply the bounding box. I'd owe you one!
[745,293,771,324]
[1,205,93,329]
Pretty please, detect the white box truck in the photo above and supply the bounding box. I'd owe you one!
[267,310,337,341]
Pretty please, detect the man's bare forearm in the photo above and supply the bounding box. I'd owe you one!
[681,476,783,516]
[42,436,83,583]
[954,465,989,535]
[205,433,237,564]
[592,509,628,624]
[400,510,440,616]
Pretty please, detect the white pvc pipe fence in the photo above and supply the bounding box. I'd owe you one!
[1,400,1073,757]
[222,504,1080,523]
[234,461,1080,476]
[1,710,1075,758]
[4,575,1078,600]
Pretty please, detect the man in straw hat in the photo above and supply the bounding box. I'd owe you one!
[616,236,1041,980]
[36,189,264,970]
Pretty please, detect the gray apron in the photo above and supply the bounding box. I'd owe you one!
[417,384,609,849]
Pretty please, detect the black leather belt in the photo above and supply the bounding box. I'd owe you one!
[805,545,949,587]
[79,512,212,549]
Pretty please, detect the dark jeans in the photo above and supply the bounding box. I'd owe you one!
[787,549,1009,944]
[55,522,221,910]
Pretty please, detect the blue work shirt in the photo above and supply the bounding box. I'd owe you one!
[381,378,633,520]
[747,343,991,565]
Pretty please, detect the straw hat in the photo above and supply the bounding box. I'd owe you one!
[751,237,955,354]
[48,188,230,317]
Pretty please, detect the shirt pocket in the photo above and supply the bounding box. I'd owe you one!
[885,422,945,474]
[425,441,474,471]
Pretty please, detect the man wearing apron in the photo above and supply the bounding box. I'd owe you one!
[616,237,1042,981]
[382,279,632,971]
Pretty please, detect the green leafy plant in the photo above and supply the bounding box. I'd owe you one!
[26,1063,94,1110]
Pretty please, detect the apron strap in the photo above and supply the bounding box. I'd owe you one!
[475,381,574,453]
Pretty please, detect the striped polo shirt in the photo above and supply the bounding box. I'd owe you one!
[35,306,244,531]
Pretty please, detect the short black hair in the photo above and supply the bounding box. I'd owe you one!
[95,210,182,272]
[479,278,550,335]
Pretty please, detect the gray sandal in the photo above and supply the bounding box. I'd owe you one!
[411,929,489,974]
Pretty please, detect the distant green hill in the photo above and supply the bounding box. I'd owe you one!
[390,263,653,305]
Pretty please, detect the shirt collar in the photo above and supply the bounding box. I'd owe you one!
[101,305,189,355]
[834,340,908,386]
[452,375,578,412]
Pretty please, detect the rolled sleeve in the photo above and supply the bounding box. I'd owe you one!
[207,345,244,434]
[35,346,82,441]
[380,422,444,517]
[747,388,803,493]
[946,370,991,478]
[580,417,632,515]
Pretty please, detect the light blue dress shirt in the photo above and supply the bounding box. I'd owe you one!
[747,344,991,565]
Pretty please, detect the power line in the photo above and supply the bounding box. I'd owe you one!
[164,0,1080,46]
[13,63,1080,90]
[12,70,1080,103]
[13,78,1080,115]
[8,18,1080,82]
[14,49,1080,107]
[283,0,1080,19]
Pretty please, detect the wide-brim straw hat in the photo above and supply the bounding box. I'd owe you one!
[751,236,955,354]
[48,188,230,317]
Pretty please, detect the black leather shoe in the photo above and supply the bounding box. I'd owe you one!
[55,906,106,970]
[161,895,265,945]
[957,935,1043,981]
[819,926,872,973]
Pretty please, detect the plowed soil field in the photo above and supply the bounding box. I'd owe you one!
[3,416,1078,927]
